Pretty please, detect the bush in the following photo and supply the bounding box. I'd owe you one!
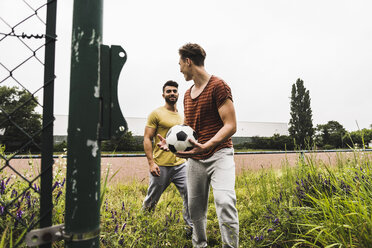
[53,141,67,152]
[101,131,143,152]
[343,128,372,149]
[235,134,295,150]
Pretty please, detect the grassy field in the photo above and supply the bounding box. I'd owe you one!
[0,150,371,247]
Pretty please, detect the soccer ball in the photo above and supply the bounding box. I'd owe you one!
[166,125,198,153]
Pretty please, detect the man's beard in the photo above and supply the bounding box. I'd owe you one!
[165,96,178,105]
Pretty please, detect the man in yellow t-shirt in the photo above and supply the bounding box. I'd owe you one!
[143,80,192,235]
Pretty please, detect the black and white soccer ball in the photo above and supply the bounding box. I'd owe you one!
[166,125,198,153]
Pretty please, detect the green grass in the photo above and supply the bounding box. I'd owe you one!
[1,149,372,247]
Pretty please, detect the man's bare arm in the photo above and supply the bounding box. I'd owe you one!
[143,126,160,176]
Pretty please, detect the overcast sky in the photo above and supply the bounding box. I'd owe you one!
[2,0,372,132]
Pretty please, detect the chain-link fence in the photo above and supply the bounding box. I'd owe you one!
[0,0,57,247]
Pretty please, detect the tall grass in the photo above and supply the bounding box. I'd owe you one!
[0,149,371,247]
[0,149,66,248]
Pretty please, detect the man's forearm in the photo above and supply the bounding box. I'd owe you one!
[204,123,236,150]
[143,139,154,166]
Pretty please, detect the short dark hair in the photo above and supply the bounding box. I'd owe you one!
[179,43,206,66]
[162,80,178,92]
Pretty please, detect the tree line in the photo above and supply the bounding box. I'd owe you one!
[237,78,372,151]
[1,83,371,153]
[0,86,41,152]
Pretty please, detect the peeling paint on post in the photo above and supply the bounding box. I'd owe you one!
[86,139,99,157]
[65,0,103,247]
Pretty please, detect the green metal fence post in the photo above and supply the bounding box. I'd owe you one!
[65,0,103,247]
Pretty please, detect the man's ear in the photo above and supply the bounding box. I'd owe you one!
[186,58,192,66]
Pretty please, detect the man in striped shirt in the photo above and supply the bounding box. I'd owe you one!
[158,43,239,248]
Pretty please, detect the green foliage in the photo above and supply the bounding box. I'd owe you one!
[0,149,66,247]
[1,150,372,247]
[289,78,314,148]
[343,128,372,149]
[236,121,371,151]
[101,131,143,152]
[53,141,67,152]
[235,134,295,150]
[290,152,372,247]
[99,182,193,247]
[0,86,42,152]
[315,120,347,149]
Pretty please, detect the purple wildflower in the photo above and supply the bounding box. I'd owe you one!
[268,228,273,232]
[52,182,59,191]
[20,193,26,202]
[33,184,40,192]
[0,205,4,215]
[30,213,35,222]
[121,223,126,231]
[118,236,124,245]
[56,191,63,200]
[266,207,273,215]
[16,209,24,219]
[11,189,18,198]
[0,180,5,194]
[114,224,118,233]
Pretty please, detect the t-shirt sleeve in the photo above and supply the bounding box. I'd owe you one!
[146,110,158,129]
[215,80,233,109]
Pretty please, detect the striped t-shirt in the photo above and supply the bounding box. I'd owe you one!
[184,75,233,160]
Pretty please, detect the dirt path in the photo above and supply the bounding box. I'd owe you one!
[2,151,357,184]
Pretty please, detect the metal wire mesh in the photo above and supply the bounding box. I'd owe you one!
[0,0,57,247]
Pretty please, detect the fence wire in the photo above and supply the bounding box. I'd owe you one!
[0,0,57,247]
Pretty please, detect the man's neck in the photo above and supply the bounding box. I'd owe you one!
[164,103,177,112]
[192,67,211,89]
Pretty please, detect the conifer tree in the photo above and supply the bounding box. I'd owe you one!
[289,78,314,148]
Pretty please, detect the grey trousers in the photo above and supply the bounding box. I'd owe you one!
[142,162,192,227]
[187,148,239,248]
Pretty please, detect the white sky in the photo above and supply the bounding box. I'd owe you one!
[2,0,372,132]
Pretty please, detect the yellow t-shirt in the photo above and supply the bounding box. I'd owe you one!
[146,106,186,166]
